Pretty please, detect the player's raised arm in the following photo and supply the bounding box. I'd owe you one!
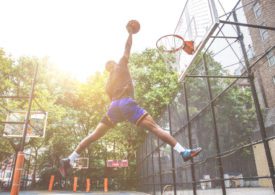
[123,20,140,60]
[123,32,133,59]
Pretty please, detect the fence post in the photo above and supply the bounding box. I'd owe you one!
[150,135,156,195]
[73,176,78,192]
[157,138,163,193]
[86,178,90,192]
[183,82,197,195]
[168,105,177,195]
[202,54,226,195]
[48,175,55,192]
[104,178,108,192]
[146,138,149,193]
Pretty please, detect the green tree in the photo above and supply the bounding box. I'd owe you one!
[0,48,16,161]
[0,47,180,190]
[131,48,179,119]
[180,52,256,177]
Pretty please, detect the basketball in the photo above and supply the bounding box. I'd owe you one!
[126,20,140,34]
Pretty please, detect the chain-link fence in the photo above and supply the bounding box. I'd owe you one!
[137,0,275,194]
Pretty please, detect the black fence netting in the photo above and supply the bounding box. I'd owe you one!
[137,0,275,194]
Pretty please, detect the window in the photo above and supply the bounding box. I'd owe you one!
[253,2,262,18]
[260,23,269,41]
[247,44,255,60]
[267,51,275,67]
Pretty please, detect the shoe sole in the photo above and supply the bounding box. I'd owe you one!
[183,148,202,162]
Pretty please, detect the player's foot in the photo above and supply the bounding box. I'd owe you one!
[59,158,71,178]
[181,147,202,162]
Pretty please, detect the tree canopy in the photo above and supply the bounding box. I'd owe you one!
[0,47,179,189]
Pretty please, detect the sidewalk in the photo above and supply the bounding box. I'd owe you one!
[178,188,275,195]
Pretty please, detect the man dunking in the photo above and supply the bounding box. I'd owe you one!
[59,20,202,177]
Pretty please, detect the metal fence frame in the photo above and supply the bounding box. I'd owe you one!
[137,0,275,194]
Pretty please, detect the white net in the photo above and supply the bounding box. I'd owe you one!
[174,0,219,80]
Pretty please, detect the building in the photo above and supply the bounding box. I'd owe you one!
[242,0,275,108]
[242,0,275,187]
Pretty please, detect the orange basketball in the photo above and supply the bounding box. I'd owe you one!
[126,20,140,34]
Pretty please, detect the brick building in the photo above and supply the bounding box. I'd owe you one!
[242,0,275,187]
[242,0,275,108]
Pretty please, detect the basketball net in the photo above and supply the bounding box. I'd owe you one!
[158,49,181,74]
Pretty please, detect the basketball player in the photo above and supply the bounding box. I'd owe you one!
[59,21,202,178]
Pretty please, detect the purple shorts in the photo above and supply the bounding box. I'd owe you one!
[101,97,147,127]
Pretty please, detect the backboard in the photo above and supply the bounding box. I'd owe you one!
[161,0,219,81]
[107,160,128,168]
[3,111,47,138]
[73,158,89,169]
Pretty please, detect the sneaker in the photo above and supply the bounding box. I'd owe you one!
[59,158,71,178]
[181,147,202,162]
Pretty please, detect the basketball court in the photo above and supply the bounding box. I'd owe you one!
[0,188,274,195]
[1,0,275,194]
[0,191,150,195]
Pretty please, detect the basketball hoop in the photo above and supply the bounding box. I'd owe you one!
[77,165,83,170]
[156,34,194,55]
[73,158,89,170]
[162,185,174,195]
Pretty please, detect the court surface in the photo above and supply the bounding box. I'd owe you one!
[0,188,274,195]
[0,191,149,195]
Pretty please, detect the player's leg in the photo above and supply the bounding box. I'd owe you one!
[120,97,202,162]
[59,100,121,178]
[138,114,177,146]
[75,122,111,154]
[138,114,202,162]
[59,122,112,178]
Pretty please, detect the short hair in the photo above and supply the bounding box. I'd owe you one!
[105,60,116,72]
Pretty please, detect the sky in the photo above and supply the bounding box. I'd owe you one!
[0,0,238,81]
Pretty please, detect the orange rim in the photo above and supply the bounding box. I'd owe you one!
[156,34,185,53]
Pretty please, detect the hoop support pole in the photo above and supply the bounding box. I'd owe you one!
[10,152,25,195]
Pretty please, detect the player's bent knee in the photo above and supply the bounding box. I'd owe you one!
[136,113,149,126]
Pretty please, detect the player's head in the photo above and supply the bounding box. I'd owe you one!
[105,60,116,72]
